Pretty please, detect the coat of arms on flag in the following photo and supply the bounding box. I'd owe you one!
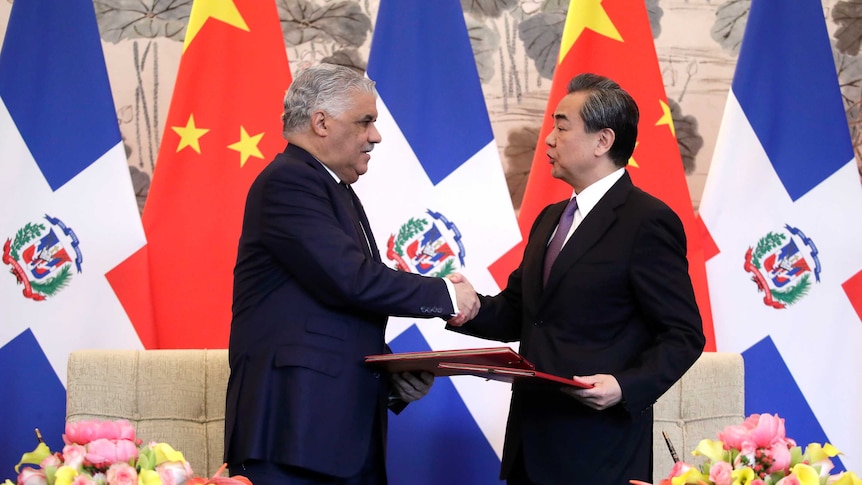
[744,224,820,309]
[385,210,465,277]
[2,215,82,301]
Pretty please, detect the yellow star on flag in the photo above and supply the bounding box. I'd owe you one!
[656,99,676,137]
[183,0,249,53]
[172,114,210,154]
[228,126,265,167]
[627,141,640,168]
[559,0,623,62]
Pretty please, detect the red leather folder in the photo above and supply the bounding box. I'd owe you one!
[364,347,532,375]
[364,347,593,388]
[436,362,593,388]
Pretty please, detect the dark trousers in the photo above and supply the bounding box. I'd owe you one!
[229,458,385,485]
[506,448,537,485]
[229,412,386,484]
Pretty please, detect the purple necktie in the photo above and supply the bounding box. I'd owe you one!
[543,197,578,286]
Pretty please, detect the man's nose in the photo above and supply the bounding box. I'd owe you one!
[369,123,382,144]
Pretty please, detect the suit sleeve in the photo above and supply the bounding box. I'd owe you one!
[259,163,454,318]
[447,269,523,342]
[447,204,556,342]
[615,206,706,414]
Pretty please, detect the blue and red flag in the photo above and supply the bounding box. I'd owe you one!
[700,0,862,472]
[360,0,521,482]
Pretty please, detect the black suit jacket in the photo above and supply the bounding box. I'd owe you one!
[225,144,455,477]
[452,172,705,484]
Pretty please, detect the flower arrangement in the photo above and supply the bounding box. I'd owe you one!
[632,413,861,485]
[4,420,251,485]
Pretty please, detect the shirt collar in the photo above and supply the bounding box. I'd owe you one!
[571,168,625,219]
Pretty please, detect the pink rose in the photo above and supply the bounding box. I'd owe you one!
[71,475,96,485]
[106,463,138,485]
[768,442,792,474]
[64,420,100,445]
[665,460,692,479]
[747,414,786,448]
[718,424,749,450]
[84,438,138,466]
[17,467,47,485]
[62,444,87,469]
[64,420,136,445]
[156,460,195,485]
[709,461,733,485]
[39,453,61,469]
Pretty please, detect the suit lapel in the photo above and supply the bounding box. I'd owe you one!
[346,186,381,262]
[541,173,634,300]
[286,144,379,261]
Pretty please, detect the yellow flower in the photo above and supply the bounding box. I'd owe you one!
[831,472,862,485]
[789,463,822,485]
[14,442,51,473]
[151,442,186,465]
[693,439,727,463]
[805,442,840,462]
[139,468,163,485]
[731,466,754,484]
[54,465,79,485]
[670,467,706,485]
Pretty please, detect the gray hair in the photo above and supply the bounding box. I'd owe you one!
[567,73,639,168]
[282,63,377,134]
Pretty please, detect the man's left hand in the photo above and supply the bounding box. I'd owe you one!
[391,371,435,402]
[561,374,622,411]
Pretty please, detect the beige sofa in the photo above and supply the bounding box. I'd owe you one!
[66,349,743,482]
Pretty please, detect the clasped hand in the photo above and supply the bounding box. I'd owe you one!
[446,272,479,326]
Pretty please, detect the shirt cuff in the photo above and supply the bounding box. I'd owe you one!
[442,278,458,317]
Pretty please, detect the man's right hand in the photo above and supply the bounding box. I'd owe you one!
[447,273,478,326]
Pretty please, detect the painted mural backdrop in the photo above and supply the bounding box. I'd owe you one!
[1,0,857,216]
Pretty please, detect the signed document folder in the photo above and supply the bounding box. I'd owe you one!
[436,362,593,388]
[365,347,592,388]
[364,347,532,374]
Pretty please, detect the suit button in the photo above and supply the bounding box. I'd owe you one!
[533,320,542,327]
[373,372,381,379]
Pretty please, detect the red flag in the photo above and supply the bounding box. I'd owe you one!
[115,0,292,349]
[489,0,715,350]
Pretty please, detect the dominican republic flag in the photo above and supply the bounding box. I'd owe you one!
[0,0,147,477]
[699,0,862,473]
[358,0,521,482]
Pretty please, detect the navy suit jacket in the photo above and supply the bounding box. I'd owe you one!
[225,143,454,477]
[451,172,705,484]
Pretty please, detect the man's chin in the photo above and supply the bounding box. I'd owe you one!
[352,165,369,181]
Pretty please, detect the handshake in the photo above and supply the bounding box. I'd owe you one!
[446,272,479,327]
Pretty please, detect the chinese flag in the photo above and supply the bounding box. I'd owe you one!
[489,0,715,350]
[116,0,292,349]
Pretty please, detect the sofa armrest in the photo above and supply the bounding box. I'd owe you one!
[66,349,230,478]
[652,352,744,482]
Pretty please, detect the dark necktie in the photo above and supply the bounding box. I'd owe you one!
[341,182,379,261]
[543,197,578,286]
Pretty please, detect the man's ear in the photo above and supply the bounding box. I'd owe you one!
[311,110,327,136]
[595,128,615,156]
